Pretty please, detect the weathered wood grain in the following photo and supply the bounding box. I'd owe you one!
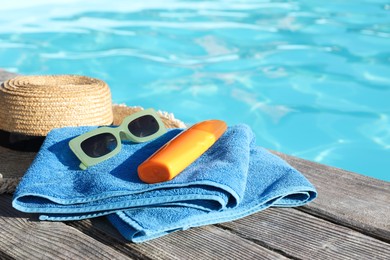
[0,195,132,260]
[69,217,288,260]
[0,250,15,260]
[0,146,36,179]
[273,151,390,242]
[220,207,390,260]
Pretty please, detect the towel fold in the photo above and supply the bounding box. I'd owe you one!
[13,124,317,242]
[108,145,316,242]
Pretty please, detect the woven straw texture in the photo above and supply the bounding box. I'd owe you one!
[0,75,113,136]
[0,104,185,194]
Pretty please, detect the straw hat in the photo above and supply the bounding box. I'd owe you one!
[0,75,114,136]
[0,71,186,194]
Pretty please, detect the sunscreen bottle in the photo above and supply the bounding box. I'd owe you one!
[138,119,227,184]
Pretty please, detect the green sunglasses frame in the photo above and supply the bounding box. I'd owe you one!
[69,108,167,170]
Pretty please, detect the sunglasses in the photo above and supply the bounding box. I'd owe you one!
[69,108,167,170]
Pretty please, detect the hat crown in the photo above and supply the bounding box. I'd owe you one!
[0,75,113,136]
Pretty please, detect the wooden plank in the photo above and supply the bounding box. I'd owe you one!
[0,146,36,179]
[68,217,289,260]
[0,195,132,260]
[0,250,15,260]
[273,151,390,242]
[220,207,390,260]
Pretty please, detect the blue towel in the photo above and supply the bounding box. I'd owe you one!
[108,144,317,242]
[13,124,317,242]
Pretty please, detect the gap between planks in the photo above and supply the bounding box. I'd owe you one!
[0,195,133,260]
[218,207,390,260]
[1,194,287,260]
[65,206,390,260]
[67,217,288,260]
[273,151,390,243]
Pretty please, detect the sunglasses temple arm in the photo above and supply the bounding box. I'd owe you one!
[79,163,88,170]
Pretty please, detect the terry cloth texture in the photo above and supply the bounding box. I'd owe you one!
[0,104,186,195]
[12,125,317,243]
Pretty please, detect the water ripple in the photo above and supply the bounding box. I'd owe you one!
[41,49,240,66]
[1,0,389,181]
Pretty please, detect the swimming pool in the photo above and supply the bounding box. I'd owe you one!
[0,0,389,181]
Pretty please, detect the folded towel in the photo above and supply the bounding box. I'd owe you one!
[13,125,252,219]
[12,124,317,242]
[108,145,317,242]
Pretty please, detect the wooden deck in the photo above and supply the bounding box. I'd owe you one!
[1,71,389,259]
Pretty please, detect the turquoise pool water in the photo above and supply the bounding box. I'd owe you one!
[0,1,389,181]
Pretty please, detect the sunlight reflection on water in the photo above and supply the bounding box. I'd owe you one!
[0,0,389,181]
